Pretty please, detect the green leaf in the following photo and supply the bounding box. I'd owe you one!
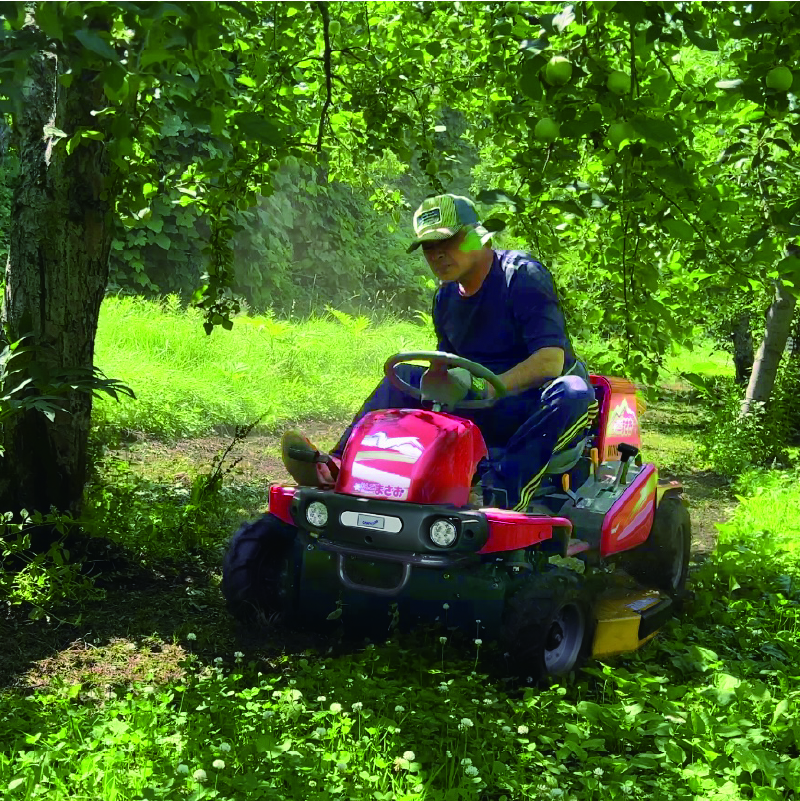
[74,29,122,65]
[663,218,695,240]
[154,232,171,250]
[234,112,282,144]
[425,42,442,58]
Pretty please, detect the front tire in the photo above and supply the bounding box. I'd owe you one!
[222,513,298,625]
[501,568,590,682]
[621,496,691,595]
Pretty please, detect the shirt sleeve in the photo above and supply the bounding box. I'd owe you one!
[432,286,455,353]
[509,259,569,355]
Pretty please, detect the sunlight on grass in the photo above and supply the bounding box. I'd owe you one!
[94,297,433,439]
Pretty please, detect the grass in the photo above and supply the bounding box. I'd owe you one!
[3,468,800,800]
[3,299,766,800]
[93,297,434,440]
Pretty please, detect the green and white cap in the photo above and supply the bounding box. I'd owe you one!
[407,194,491,253]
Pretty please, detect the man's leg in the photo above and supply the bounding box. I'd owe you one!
[480,376,598,511]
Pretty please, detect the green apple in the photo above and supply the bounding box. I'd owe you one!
[545,56,573,86]
[607,70,631,95]
[328,19,341,36]
[534,117,560,141]
[766,65,793,91]
[608,121,634,146]
[766,1,792,23]
[268,158,281,171]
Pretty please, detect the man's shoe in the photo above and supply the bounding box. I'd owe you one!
[281,430,338,488]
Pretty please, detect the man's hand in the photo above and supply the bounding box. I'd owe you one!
[447,367,493,400]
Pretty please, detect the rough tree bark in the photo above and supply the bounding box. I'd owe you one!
[0,44,112,516]
[741,279,797,416]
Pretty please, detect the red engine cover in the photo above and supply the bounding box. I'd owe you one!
[336,408,488,506]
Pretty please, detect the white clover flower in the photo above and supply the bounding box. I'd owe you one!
[177,764,189,775]
[438,683,449,693]
[212,759,225,770]
[446,750,453,758]
[474,638,483,646]
[192,769,207,782]
[471,698,480,704]
[459,717,474,729]
[461,758,473,766]
[233,651,244,659]
[465,765,479,777]
[594,768,604,777]
[482,698,493,706]
[442,603,450,610]
[403,751,416,761]
[518,724,529,735]
[309,781,317,788]
[395,705,405,713]
[330,702,343,714]
[352,701,363,712]
[214,657,223,664]
[186,633,197,641]
[219,742,231,753]
[313,727,328,738]
[317,695,327,702]
[439,636,447,644]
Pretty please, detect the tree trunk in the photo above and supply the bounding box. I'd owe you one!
[741,280,797,415]
[731,310,754,385]
[0,45,112,516]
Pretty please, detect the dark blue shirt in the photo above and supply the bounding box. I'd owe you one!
[432,250,576,376]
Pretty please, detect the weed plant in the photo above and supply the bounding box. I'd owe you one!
[3,470,800,800]
[93,297,433,441]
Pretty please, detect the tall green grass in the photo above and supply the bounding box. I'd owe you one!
[94,297,433,439]
[94,298,732,440]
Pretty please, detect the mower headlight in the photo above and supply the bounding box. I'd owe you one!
[306,501,328,528]
[429,519,458,548]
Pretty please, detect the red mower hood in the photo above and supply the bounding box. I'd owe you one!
[336,408,488,506]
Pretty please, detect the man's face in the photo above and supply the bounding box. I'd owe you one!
[421,229,481,283]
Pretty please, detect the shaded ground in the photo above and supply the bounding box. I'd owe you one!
[1,392,735,691]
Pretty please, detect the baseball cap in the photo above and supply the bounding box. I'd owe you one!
[407,194,492,253]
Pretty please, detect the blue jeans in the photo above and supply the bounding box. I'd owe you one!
[333,365,597,511]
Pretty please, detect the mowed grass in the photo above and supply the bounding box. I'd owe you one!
[93,297,433,439]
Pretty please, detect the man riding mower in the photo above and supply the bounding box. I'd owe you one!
[222,195,691,680]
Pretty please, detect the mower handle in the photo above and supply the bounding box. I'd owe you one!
[383,351,507,410]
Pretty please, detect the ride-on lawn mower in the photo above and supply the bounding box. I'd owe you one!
[223,352,690,680]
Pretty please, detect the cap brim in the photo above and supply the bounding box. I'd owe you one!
[406,227,462,253]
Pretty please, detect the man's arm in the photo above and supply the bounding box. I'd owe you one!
[494,347,564,395]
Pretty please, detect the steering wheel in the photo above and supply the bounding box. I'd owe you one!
[384,351,507,410]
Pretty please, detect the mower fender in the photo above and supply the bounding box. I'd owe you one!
[268,485,296,525]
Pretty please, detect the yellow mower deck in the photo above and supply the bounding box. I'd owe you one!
[591,588,673,658]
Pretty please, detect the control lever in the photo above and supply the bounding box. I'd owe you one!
[561,473,579,505]
[611,442,639,490]
[286,445,340,480]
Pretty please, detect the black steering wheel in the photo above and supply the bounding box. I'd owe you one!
[384,351,507,410]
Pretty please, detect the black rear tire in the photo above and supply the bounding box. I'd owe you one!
[621,496,691,595]
[501,568,591,683]
[222,513,298,625]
